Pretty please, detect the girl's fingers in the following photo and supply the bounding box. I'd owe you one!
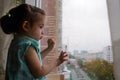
[61,51,67,54]
[60,53,68,58]
[61,52,68,57]
[63,56,69,61]
[59,51,68,61]
[64,53,68,56]
[48,39,55,44]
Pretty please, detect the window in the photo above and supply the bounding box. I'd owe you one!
[62,0,114,80]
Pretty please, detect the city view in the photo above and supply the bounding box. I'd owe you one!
[60,45,114,80]
[61,0,114,80]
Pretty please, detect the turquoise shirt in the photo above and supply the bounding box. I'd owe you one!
[5,35,46,80]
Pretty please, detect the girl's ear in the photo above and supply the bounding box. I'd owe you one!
[22,21,30,32]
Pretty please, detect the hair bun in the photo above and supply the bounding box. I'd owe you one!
[0,15,13,34]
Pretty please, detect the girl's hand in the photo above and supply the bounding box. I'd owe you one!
[58,51,68,65]
[47,39,55,51]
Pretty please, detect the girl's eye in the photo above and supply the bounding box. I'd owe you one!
[39,26,43,28]
[39,24,44,28]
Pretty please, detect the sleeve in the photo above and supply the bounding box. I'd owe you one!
[21,41,39,57]
[23,41,32,56]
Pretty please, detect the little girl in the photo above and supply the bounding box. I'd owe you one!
[0,4,68,80]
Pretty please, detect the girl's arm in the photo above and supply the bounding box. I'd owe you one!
[40,47,51,59]
[41,39,55,59]
[24,46,68,78]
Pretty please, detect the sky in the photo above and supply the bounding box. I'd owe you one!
[62,0,112,53]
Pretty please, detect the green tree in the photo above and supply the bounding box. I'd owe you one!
[84,59,114,80]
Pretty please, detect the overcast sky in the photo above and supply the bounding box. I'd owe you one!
[62,0,112,53]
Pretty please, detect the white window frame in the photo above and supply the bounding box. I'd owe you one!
[25,0,42,8]
[35,0,42,8]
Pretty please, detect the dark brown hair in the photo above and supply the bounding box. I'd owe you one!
[0,4,45,34]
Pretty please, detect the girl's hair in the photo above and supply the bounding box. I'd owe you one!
[0,4,45,34]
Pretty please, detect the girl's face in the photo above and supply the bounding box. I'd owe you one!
[27,15,45,41]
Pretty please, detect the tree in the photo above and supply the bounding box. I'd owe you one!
[84,59,114,80]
